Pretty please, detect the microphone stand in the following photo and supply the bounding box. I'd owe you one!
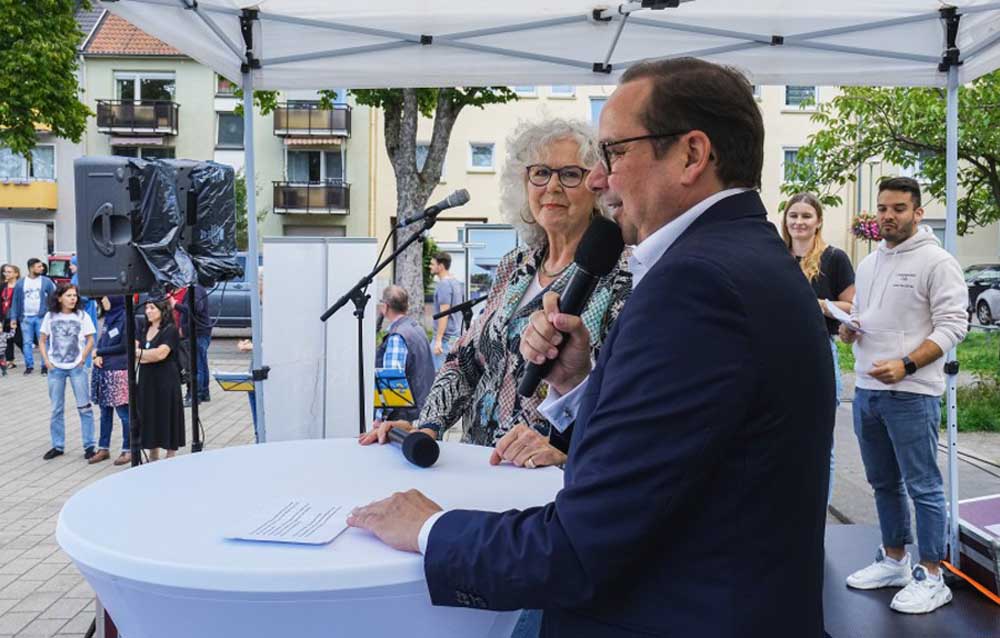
[432,295,487,332]
[320,214,440,436]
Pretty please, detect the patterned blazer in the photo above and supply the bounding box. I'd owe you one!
[416,243,632,446]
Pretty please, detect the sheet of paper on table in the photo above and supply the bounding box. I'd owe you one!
[227,500,353,545]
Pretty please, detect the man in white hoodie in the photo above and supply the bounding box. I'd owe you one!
[840,176,967,614]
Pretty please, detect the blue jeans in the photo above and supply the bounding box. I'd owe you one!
[511,610,542,638]
[48,366,96,451]
[433,334,459,371]
[853,388,946,563]
[828,338,842,505]
[196,334,211,397]
[99,405,130,452]
[20,315,43,370]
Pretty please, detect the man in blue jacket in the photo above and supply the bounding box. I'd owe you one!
[10,258,56,375]
[348,58,834,637]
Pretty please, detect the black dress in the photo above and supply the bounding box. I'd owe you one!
[137,324,186,450]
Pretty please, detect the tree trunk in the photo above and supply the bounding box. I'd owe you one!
[384,90,464,325]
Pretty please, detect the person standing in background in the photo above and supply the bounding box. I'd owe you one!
[10,258,56,375]
[781,192,855,504]
[89,296,132,465]
[174,284,212,406]
[136,299,185,461]
[39,283,97,460]
[429,252,464,370]
[0,264,22,372]
[375,285,435,423]
[842,177,968,614]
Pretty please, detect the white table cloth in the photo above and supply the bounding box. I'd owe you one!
[57,439,563,637]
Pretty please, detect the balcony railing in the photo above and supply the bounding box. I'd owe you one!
[273,103,351,137]
[273,181,350,214]
[0,179,57,210]
[96,100,180,135]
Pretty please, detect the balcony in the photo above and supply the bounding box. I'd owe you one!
[96,100,179,135]
[273,103,351,138]
[273,181,350,214]
[0,180,57,210]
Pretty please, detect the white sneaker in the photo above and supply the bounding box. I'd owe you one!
[846,546,912,590]
[890,565,953,614]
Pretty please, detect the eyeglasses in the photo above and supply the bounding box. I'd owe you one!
[526,164,589,188]
[599,131,690,172]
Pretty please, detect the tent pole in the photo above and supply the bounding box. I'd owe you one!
[243,69,266,442]
[944,64,960,568]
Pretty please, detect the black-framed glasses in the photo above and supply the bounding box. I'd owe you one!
[599,131,690,172]
[526,164,589,188]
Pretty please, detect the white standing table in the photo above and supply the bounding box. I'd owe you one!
[57,439,563,637]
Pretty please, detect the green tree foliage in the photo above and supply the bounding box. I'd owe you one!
[422,236,438,299]
[781,71,1000,234]
[0,0,91,156]
[233,170,267,250]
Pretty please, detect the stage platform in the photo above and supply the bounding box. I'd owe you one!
[824,525,999,637]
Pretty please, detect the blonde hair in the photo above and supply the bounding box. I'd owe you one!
[781,193,826,283]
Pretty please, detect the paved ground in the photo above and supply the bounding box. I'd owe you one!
[0,336,998,636]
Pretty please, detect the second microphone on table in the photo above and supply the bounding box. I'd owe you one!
[517,215,625,398]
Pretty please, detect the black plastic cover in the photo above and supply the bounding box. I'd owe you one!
[187,161,243,286]
[132,160,197,293]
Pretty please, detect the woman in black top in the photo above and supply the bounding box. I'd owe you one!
[782,193,855,503]
[136,298,185,460]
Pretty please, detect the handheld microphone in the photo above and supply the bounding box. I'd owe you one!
[517,215,625,397]
[387,426,440,468]
[397,189,470,228]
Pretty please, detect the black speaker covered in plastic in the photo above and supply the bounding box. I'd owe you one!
[73,156,157,296]
[74,157,243,296]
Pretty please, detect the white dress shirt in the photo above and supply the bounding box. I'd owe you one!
[418,187,751,554]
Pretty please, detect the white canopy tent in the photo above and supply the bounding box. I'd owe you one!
[99,0,1000,568]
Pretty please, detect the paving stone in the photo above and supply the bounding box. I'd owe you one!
[39,597,89,620]
[19,565,63,583]
[54,610,92,635]
[0,579,41,599]
[34,575,83,594]
[13,618,67,637]
[0,613,36,635]
[9,592,60,613]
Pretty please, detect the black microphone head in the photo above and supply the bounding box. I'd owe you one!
[446,189,470,208]
[402,431,440,468]
[574,215,625,277]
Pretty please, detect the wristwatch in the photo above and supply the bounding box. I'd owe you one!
[902,356,918,375]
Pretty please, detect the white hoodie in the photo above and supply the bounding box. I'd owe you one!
[851,230,967,396]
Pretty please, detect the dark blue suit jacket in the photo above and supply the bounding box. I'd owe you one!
[424,191,834,637]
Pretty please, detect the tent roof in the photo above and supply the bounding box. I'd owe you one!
[99,1,999,90]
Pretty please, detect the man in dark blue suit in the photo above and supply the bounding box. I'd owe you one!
[348,57,834,637]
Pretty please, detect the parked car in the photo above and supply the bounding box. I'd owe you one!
[47,253,73,285]
[133,253,260,329]
[206,253,260,329]
[964,263,1000,325]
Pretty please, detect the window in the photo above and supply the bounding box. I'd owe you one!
[115,72,176,103]
[512,86,536,97]
[112,146,176,160]
[416,143,445,179]
[0,145,55,180]
[785,85,816,108]
[468,143,495,171]
[783,148,815,181]
[752,85,762,99]
[589,97,607,124]
[550,85,575,98]
[900,151,933,183]
[287,149,345,182]
[217,112,244,148]
[923,219,946,246]
[216,75,237,96]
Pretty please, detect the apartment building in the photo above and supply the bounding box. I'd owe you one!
[372,84,1000,268]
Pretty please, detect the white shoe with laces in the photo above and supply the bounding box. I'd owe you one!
[890,565,953,614]
[846,546,912,590]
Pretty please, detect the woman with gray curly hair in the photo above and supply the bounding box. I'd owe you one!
[362,118,631,471]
